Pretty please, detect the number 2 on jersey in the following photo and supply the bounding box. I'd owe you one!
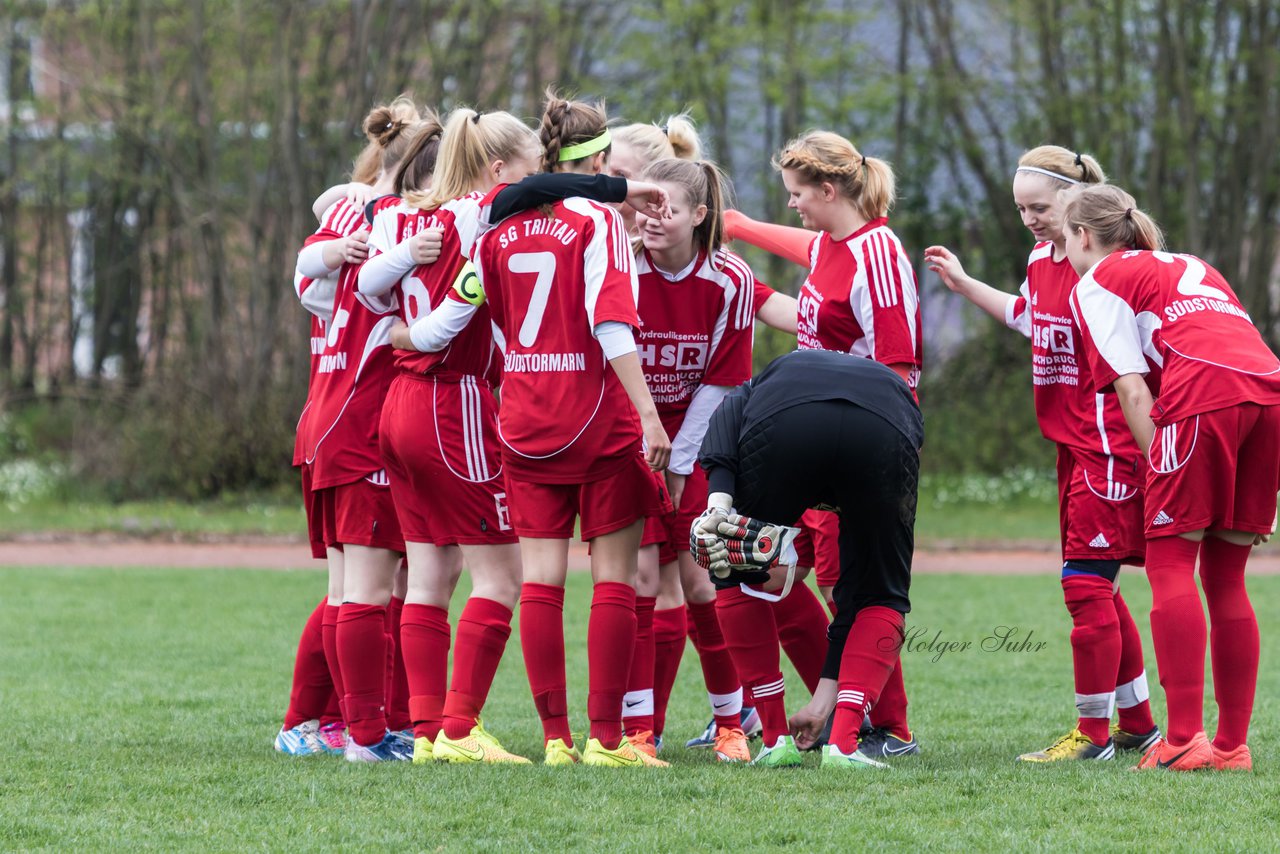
[509,252,557,347]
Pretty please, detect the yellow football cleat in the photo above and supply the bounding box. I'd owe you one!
[543,737,582,766]
[412,736,435,764]
[432,726,531,764]
[581,737,669,768]
[1017,727,1114,762]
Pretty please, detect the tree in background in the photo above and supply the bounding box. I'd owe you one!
[0,0,1275,496]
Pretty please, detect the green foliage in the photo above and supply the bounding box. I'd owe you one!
[5,567,1280,850]
[919,325,1052,475]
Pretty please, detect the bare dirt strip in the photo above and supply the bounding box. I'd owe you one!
[2,536,1279,574]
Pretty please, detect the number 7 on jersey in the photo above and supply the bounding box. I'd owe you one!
[508,252,557,347]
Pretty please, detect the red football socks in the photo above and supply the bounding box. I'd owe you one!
[831,606,904,754]
[587,582,637,748]
[400,603,451,741]
[1144,535,1206,744]
[686,599,743,730]
[1199,537,1258,751]
[521,582,571,745]
[385,596,411,732]
[869,660,911,742]
[1062,573,1121,746]
[1112,589,1156,734]
[772,583,829,693]
[283,598,334,729]
[442,598,514,740]
[321,602,345,723]
[652,606,688,737]
[623,595,658,737]
[336,602,389,747]
[716,586,786,743]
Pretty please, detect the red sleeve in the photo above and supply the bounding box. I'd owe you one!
[860,231,918,367]
[753,279,777,313]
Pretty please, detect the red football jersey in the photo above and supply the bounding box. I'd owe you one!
[299,200,398,489]
[474,197,642,483]
[795,217,922,387]
[293,276,326,468]
[636,247,754,437]
[1071,250,1280,425]
[293,199,367,468]
[367,194,499,378]
[1006,242,1142,480]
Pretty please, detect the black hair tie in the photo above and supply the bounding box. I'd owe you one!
[1074,151,1086,177]
[660,125,669,136]
[1124,207,1134,220]
[472,111,483,125]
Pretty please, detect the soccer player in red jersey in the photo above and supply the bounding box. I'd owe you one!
[611,117,810,753]
[717,131,921,760]
[471,92,671,768]
[1066,185,1280,772]
[621,156,763,762]
[923,147,1159,762]
[275,99,423,759]
[358,109,543,765]
[293,107,440,763]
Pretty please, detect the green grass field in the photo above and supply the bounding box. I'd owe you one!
[4,566,1278,851]
[0,484,1061,546]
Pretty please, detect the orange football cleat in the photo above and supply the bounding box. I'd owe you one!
[1211,743,1252,771]
[1132,732,1212,771]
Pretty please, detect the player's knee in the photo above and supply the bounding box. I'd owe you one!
[1061,559,1121,583]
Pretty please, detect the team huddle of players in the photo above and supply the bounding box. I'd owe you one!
[273,87,1279,772]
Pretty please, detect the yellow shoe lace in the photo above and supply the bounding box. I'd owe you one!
[1042,728,1089,759]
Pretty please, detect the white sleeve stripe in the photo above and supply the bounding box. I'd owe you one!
[866,233,891,308]
[876,232,900,308]
[863,235,884,307]
[719,252,755,330]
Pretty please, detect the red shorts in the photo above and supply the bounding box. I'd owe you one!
[328,472,405,552]
[796,508,841,587]
[640,471,676,562]
[643,466,707,566]
[1056,447,1145,563]
[300,464,327,560]
[380,373,517,546]
[507,452,662,540]
[1145,403,1280,537]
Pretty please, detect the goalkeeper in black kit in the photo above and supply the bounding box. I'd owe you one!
[692,349,923,770]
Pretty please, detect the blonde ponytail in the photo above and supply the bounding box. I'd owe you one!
[773,130,895,221]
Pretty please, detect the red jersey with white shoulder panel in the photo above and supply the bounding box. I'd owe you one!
[293,198,366,467]
[795,217,922,387]
[366,193,500,379]
[1006,241,1142,481]
[299,198,399,490]
[636,247,755,437]
[1071,250,1280,425]
[474,197,642,483]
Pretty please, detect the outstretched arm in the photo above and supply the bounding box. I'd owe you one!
[723,208,816,268]
[923,245,1019,324]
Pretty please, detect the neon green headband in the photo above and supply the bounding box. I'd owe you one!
[557,129,612,162]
